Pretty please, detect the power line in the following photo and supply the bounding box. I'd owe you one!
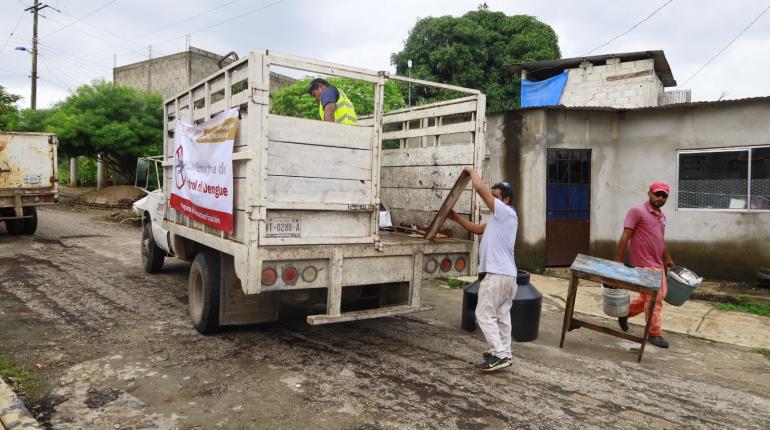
[42,14,147,57]
[80,0,245,59]
[677,4,770,89]
[39,54,78,89]
[40,0,119,39]
[55,7,146,49]
[0,11,27,56]
[582,0,675,56]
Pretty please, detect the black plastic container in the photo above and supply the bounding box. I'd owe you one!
[461,270,543,342]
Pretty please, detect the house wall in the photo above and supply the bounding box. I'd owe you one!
[559,58,663,109]
[486,100,770,281]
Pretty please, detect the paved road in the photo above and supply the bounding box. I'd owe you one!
[1,206,769,429]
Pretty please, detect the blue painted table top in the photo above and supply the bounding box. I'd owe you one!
[570,254,662,290]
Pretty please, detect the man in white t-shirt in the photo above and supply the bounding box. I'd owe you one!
[449,167,518,372]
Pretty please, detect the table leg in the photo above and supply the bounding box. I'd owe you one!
[637,290,658,362]
[559,273,579,348]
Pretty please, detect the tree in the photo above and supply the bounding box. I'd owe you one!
[46,81,163,182]
[0,85,22,130]
[391,5,561,111]
[270,76,406,120]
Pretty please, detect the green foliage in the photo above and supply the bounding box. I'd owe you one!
[0,85,22,130]
[58,157,98,187]
[3,108,54,132]
[391,5,561,111]
[46,81,163,182]
[713,296,770,318]
[759,348,770,359]
[0,354,44,404]
[446,278,466,289]
[270,77,406,120]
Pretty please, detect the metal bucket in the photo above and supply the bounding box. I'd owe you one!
[602,286,630,317]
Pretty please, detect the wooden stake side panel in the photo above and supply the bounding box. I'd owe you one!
[379,97,483,241]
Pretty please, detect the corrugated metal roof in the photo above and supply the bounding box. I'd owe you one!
[505,50,676,87]
[514,96,770,113]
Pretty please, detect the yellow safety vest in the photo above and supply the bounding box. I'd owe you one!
[318,88,359,126]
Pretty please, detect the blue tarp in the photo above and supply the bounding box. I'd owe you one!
[520,71,569,108]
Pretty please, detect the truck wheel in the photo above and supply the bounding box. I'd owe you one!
[5,219,24,235]
[188,251,221,334]
[22,207,37,235]
[141,221,165,273]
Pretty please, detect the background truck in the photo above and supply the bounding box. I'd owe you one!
[134,50,486,333]
[0,132,58,235]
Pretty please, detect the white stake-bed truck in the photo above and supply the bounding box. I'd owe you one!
[0,132,58,235]
[135,50,486,333]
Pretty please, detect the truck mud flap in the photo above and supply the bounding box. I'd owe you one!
[306,304,432,326]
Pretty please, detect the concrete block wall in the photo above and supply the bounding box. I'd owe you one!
[559,58,663,108]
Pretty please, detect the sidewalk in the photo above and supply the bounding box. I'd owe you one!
[0,378,41,430]
[459,273,770,349]
[533,274,770,349]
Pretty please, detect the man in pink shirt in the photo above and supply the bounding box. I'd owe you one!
[614,181,674,348]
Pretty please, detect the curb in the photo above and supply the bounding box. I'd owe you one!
[0,378,41,430]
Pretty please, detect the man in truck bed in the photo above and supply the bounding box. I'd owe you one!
[307,78,359,125]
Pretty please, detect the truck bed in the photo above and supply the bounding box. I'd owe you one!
[379,230,472,246]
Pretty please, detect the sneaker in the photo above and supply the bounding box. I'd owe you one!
[648,336,669,349]
[482,352,493,361]
[618,316,629,332]
[476,355,511,372]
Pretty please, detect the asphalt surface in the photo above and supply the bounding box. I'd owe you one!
[0,205,769,429]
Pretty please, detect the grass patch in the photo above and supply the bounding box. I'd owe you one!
[759,348,770,359]
[446,278,465,289]
[0,354,44,403]
[712,295,770,318]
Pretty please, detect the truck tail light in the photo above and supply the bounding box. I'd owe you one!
[424,259,438,274]
[282,266,299,285]
[302,266,318,283]
[261,268,277,286]
[43,194,54,202]
[440,258,452,273]
[455,258,466,272]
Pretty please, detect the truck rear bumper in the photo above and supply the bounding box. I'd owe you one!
[306,304,432,326]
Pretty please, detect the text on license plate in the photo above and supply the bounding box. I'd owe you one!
[266,218,301,238]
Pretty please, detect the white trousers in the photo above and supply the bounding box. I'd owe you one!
[475,273,517,359]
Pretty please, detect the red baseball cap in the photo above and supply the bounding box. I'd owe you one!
[649,181,670,195]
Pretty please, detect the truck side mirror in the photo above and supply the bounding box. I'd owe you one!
[135,158,150,190]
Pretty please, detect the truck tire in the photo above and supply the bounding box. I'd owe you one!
[188,251,221,334]
[22,207,37,235]
[141,221,165,273]
[5,219,23,235]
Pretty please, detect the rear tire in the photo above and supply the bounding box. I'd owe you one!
[188,251,221,334]
[5,219,24,235]
[22,207,37,235]
[141,221,165,273]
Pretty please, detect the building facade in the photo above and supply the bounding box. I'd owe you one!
[483,98,770,281]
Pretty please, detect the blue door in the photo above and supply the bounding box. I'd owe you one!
[546,149,591,266]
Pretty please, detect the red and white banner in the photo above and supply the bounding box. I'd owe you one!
[170,108,239,233]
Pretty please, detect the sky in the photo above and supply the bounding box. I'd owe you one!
[1,0,769,109]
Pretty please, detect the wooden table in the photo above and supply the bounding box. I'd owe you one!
[559,254,662,362]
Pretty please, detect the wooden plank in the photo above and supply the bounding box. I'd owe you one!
[382,121,475,140]
[570,319,645,343]
[570,254,661,290]
[424,171,470,240]
[267,176,372,205]
[263,210,372,241]
[389,74,481,95]
[387,208,470,240]
[382,144,475,167]
[381,187,472,213]
[381,165,470,190]
[267,52,381,83]
[267,115,373,150]
[267,141,371,181]
[380,100,477,125]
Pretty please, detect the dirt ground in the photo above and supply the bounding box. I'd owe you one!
[1,205,769,429]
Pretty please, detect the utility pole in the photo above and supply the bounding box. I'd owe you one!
[25,0,50,110]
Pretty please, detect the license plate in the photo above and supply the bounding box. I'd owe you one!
[23,175,42,185]
[266,218,301,238]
